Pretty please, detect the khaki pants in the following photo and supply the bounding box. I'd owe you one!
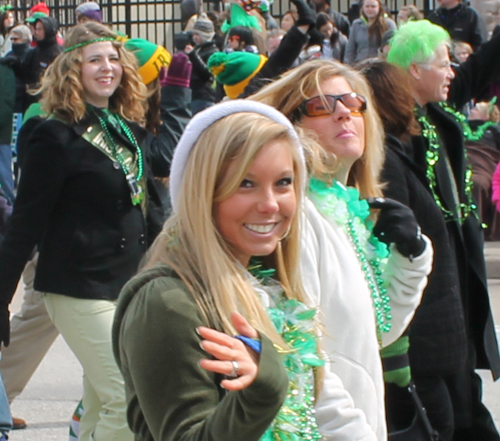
[0,253,59,403]
[44,293,133,441]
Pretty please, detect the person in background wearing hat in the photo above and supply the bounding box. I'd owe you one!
[75,1,103,24]
[209,0,316,100]
[25,2,63,46]
[124,38,192,214]
[184,12,219,114]
[226,26,259,54]
[209,51,267,100]
[19,15,62,109]
[25,11,47,46]
[0,31,192,436]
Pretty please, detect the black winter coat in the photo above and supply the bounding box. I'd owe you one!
[427,3,484,51]
[382,135,468,376]
[0,86,191,305]
[187,41,218,102]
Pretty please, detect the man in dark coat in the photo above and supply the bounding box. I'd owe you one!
[19,16,62,108]
[427,0,485,51]
[387,20,500,441]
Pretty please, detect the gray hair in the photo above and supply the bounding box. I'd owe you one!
[10,25,32,43]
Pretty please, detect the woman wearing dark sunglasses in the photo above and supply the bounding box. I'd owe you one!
[251,59,433,440]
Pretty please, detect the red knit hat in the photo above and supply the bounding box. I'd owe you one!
[30,2,50,16]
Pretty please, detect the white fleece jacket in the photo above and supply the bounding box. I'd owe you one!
[303,198,433,440]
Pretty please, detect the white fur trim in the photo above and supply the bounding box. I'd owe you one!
[169,99,306,213]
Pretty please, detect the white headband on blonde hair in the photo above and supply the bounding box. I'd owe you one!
[169,99,306,213]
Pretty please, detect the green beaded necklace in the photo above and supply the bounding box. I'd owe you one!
[308,178,392,344]
[439,102,497,142]
[248,260,324,441]
[93,109,145,206]
[415,106,478,223]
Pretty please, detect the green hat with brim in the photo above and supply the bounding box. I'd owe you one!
[26,12,48,23]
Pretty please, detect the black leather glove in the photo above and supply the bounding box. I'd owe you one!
[0,55,19,67]
[368,197,426,260]
[0,303,10,348]
[291,0,316,30]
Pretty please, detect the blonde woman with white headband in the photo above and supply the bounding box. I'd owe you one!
[112,100,394,440]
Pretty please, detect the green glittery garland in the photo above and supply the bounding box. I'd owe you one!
[64,37,116,53]
[307,178,392,344]
[248,260,324,441]
[439,102,497,142]
[416,106,479,224]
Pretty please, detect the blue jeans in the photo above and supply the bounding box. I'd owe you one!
[0,145,14,205]
[0,357,12,437]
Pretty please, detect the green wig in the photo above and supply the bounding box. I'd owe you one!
[387,20,450,70]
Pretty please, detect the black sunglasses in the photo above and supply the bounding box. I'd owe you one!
[299,93,367,117]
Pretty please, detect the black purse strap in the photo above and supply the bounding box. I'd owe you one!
[407,380,441,441]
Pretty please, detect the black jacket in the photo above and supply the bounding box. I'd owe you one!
[382,135,468,375]
[427,3,484,51]
[188,40,218,102]
[0,85,191,305]
[5,42,33,113]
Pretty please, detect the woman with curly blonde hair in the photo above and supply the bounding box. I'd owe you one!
[0,21,189,441]
[251,59,433,439]
[40,23,147,124]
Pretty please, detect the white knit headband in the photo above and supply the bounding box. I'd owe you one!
[169,99,306,213]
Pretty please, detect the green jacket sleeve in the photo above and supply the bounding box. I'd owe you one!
[115,273,289,441]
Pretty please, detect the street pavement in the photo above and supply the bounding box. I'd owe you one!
[5,242,500,440]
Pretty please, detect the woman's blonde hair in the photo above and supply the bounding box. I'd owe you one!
[144,112,307,344]
[39,22,147,124]
[251,59,385,198]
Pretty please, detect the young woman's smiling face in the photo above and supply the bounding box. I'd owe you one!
[214,139,297,267]
[81,41,123,108]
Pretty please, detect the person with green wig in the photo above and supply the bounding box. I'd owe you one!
[384,18,500,441]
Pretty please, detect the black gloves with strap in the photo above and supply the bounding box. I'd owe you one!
[367,197,426,260]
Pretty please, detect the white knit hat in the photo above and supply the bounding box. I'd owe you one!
[169,99,306,213]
